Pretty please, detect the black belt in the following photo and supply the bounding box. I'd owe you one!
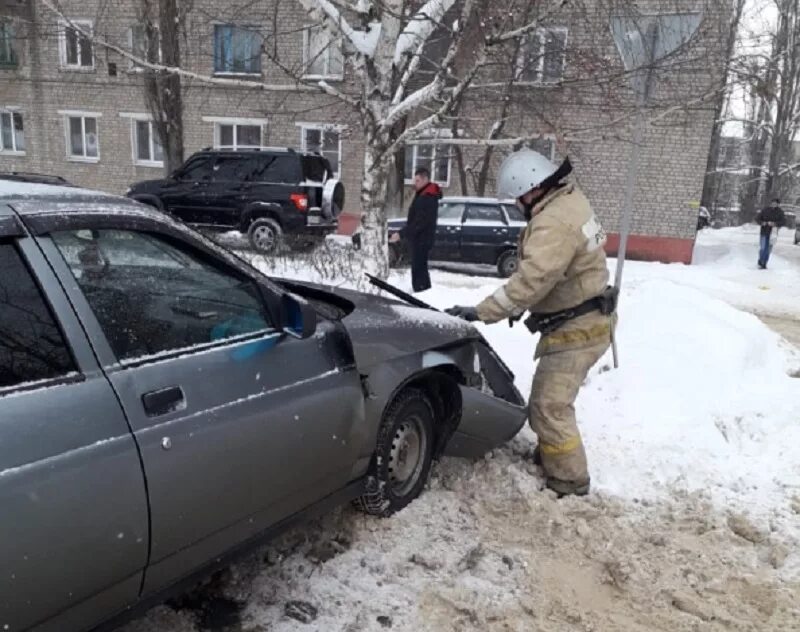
[524,286,618,336]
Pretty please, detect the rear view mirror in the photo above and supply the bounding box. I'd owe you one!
[281,294,317,339]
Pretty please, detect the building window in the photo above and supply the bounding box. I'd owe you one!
[518,27,567,84]
[129,25,161,69]
[528,136,556,161]
[303,26,343,79]
[60,20,94,69]
[214,122,263,149]
[300,125,341,177]
[132,119,164,166]
[0,111,24,153]
[404,143,451,186]
[0,21,17,67]
[214,25,262,75]
[64,114,99,161]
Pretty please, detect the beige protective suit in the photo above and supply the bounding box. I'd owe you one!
[476,183,613,487]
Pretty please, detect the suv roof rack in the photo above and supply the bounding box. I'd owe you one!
[200,146,296,154]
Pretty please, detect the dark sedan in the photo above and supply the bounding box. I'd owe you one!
[0,182,525,632]
[388,197,527,277]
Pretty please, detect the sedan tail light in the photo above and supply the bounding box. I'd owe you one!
[290,193,309,212]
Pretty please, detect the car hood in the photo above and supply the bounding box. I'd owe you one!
[278,279,478,370]
[128,179,167,194]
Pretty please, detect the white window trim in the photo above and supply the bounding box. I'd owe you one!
[58,19,95,71]
[297,123,343,178]
[404,129,453,187]
[302,26,344,81]
[0,106,25,155]
[517,26,568,86]
[120,113,164,168]
[202,117,268,150]
[127,25,162,72]
[60,110,101,162]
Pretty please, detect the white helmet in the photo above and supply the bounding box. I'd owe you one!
[496,149,559,200]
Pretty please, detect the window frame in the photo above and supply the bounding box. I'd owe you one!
[121,113,164,167]
[58,19,95,71]
[59,110,101,163]
[0,108,24,154]
[298,123,342,178]
[203,117,268,150]
[517,26,568,85]
[213,24,263,76]
[0,20,17,68]
[404,141,452,187]
[0,240,81,396]
[302,25,344,81]
[128,24,162,71]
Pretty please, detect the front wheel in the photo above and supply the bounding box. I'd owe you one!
[354,388,435,516]
[497,249,518,278]
[247,218,283,254]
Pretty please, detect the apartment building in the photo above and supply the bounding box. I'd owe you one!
[0,0,732,263]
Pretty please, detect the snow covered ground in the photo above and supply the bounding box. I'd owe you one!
[125,226,800,631]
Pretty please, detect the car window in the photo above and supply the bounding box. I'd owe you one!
[437,203,465,222]
[503,203,526,222]
[465,205,504,224]
[178,157,214,181]
[0,243,76,389]
[210,156,252,182]
[250,155,302,183]
[51,230,273,362]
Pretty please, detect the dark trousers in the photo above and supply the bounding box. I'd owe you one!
[410,241,432,293]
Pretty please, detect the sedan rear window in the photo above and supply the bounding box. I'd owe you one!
[0,244,76,389]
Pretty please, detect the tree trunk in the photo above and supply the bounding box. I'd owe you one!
[143,0,185,174]
[360,137,391,280]
[701,0,746,213]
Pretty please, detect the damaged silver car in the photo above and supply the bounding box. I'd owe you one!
[0,183,525,632]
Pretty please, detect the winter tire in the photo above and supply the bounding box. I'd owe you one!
[247,218,283,254]
[497,249,518,278]
[354,388,435,516]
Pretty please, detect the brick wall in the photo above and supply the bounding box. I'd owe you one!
[0,0,732,263]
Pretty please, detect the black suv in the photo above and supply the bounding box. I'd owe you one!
[127,148,345,253]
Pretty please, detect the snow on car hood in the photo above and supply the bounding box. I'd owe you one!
[339,287,477,369]
[283,281,478,370]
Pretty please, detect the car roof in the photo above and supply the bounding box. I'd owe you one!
[0,180,150,216]
[441,196,515,205]
[193,147,324,160]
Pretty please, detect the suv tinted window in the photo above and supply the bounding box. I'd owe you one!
[178,157,214,181]
[0,244,76,389]
[51,230,273,362]
[250,154,301,184]
[211,156,252,181]
[465,205,504,224]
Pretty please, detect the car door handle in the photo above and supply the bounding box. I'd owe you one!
[142,386,186,417]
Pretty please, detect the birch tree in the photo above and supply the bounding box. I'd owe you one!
[39,0,733,276]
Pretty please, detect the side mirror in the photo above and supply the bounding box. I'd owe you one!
[281,294,317,339]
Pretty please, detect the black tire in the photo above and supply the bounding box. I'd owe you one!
[247,218,283,254]
[354,388,435,516]
[497,249,518,278]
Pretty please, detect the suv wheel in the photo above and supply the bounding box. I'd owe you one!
[354,388,435,516]
[248,218,283,254]
[497,250,518,278]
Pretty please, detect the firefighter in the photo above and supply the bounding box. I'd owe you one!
[446,149,615,497]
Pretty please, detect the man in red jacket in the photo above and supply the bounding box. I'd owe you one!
[391,167,441,292]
